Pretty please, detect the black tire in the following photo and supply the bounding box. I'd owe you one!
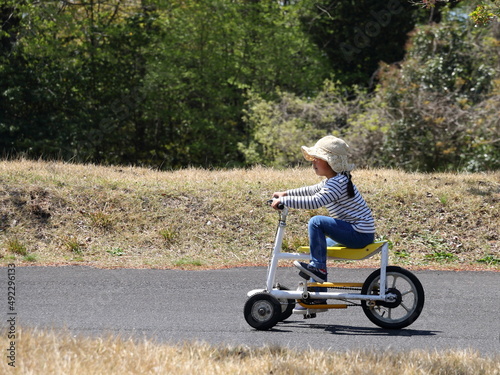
[361,266,425,329]
[275,285,295,322]
[244,293,282,330]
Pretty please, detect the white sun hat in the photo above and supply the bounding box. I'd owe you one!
[301,135,355,173]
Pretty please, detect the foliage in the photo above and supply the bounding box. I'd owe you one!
[141,0,330,167]
[0,0,329,168]
[241,10,500,172]
[0,1,498,171]
[374,16,500,171]
[0,1,161,164]
[414,0,500,24]
[470,1,500,24]
[238,81,368,167]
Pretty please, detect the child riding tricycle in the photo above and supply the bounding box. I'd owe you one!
[243,136,425,330]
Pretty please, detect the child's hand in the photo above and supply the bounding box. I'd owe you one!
[270,199,282,210]
[271,192,287,209]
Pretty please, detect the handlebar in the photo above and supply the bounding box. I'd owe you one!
[267,199,285,210]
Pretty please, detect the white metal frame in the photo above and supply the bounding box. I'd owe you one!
[248,206,394,305]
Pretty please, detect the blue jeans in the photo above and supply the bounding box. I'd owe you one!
[308,215,375,270]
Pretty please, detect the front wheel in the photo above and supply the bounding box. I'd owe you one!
[361,266,424,329]
[244,293,281,330]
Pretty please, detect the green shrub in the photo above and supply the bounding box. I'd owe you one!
[240,11,499,172]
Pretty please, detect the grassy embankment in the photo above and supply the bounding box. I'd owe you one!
[0,159,498,270]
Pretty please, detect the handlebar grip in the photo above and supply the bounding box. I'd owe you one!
[267,199,285,210]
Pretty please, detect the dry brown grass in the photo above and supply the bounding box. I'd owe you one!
[1,328,498,375]
[0,159,498,270]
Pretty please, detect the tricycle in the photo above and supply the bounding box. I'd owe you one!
[244,201,425,330]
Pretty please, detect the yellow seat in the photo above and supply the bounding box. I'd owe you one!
[296,241,386,261]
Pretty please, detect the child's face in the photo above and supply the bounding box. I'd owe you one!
[312,158,336,178]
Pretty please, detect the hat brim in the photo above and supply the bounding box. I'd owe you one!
[301,145,355,172]
[301,146,328,162]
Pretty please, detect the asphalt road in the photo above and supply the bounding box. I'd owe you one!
[3,265,499,355]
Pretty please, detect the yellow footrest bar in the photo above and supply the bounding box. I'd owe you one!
[297,301,348,309]
[297,240,386,260]
[307,282,364,288]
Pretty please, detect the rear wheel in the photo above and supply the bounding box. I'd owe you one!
[361,266,424,329]
[244,293,281,330]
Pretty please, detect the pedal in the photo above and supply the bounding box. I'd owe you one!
[303,313,317,319]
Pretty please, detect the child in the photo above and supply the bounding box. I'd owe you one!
[271,135,375,286]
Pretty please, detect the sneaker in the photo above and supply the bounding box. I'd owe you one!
[293,261,327,283]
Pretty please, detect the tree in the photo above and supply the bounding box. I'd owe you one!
[0,1,160,163]
[412,0,500,24]
[239,82,368,167]
[141,0,330,167]
[361,13,500,171]
[240,8,500,171]
[0,0,330,168]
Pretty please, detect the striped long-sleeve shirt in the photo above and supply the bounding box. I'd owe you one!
[280,174,375,234]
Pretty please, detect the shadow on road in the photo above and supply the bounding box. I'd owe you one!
[273,321,439,337]
[320,324,439,337]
